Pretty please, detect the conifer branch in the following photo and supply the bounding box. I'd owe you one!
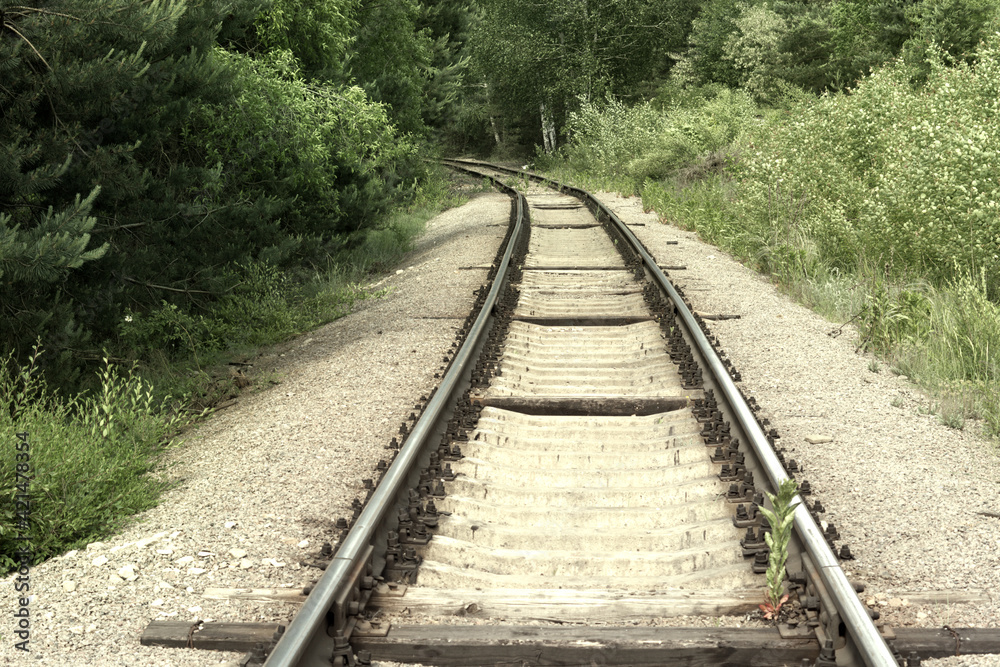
[3,22,51,71]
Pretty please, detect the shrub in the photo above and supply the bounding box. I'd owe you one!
[731,35,1000,293]
[561,87,757,184]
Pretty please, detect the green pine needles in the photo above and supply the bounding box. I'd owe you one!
[0,186,106,284]
[758,478,800,620]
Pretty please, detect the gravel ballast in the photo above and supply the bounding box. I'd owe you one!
[4,185,998,666]
[0,192,511,667]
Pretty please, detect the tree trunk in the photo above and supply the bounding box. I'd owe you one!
[489,116,501,146]
[540,103,551,153]
[540,103,556,152]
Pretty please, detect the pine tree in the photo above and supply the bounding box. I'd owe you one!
[0,0,255,375]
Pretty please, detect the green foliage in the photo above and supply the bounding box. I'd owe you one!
[417,0,474,138]
[0,348,185,572]
[723,3,791,104]
[0,0,425,388]
[732,38,1000,291]
[900,0,995,82]
[675,0,743,88]
[0,0,255,374]
[116,166,461,364]
[254,0,360,77]
[893,271,1000,436]
[197,50,417,239]
[547,29,1000,438]
[118,262,374,361]
[758,478,799,618]
[560,87,757,182]
[676,0,997,99]
[0,186,107,283]
[471,0,699,146]
[346,0,434,135]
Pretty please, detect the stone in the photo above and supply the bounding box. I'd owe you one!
[91,555,108,567]
[224,521,238,529]
[888,598,903,607]
[151,599,164,607]
[118,564,139,582]
[63,581,77,593]
[86,542,105,551]
[69,625,84,634]
[188,567,207,575]
[229,548,247,559]
[109,574,124,584]
[297,539,309,548]
[136,532,169,549]
[176,555,195,565]
[805,435,834,444]
[240,559,254,569]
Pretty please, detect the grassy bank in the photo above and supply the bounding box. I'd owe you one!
[540,43,1000,440]
[0,169,466,572]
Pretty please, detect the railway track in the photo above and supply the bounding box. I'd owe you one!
[256,161,904,667]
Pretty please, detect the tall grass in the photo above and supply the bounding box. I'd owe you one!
[545,49,1000,438]
[894,272,1000,431]
[0,348,185,572]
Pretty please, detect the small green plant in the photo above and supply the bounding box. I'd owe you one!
[868,359,880,373]
[940,411,966,430]
[758,478,800,620]
[935,398,967,430]
[891,395,905,408]
[1,346,190,572]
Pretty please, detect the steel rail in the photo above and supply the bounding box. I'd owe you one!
[446,159,897,667]
[264,181,527,667]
